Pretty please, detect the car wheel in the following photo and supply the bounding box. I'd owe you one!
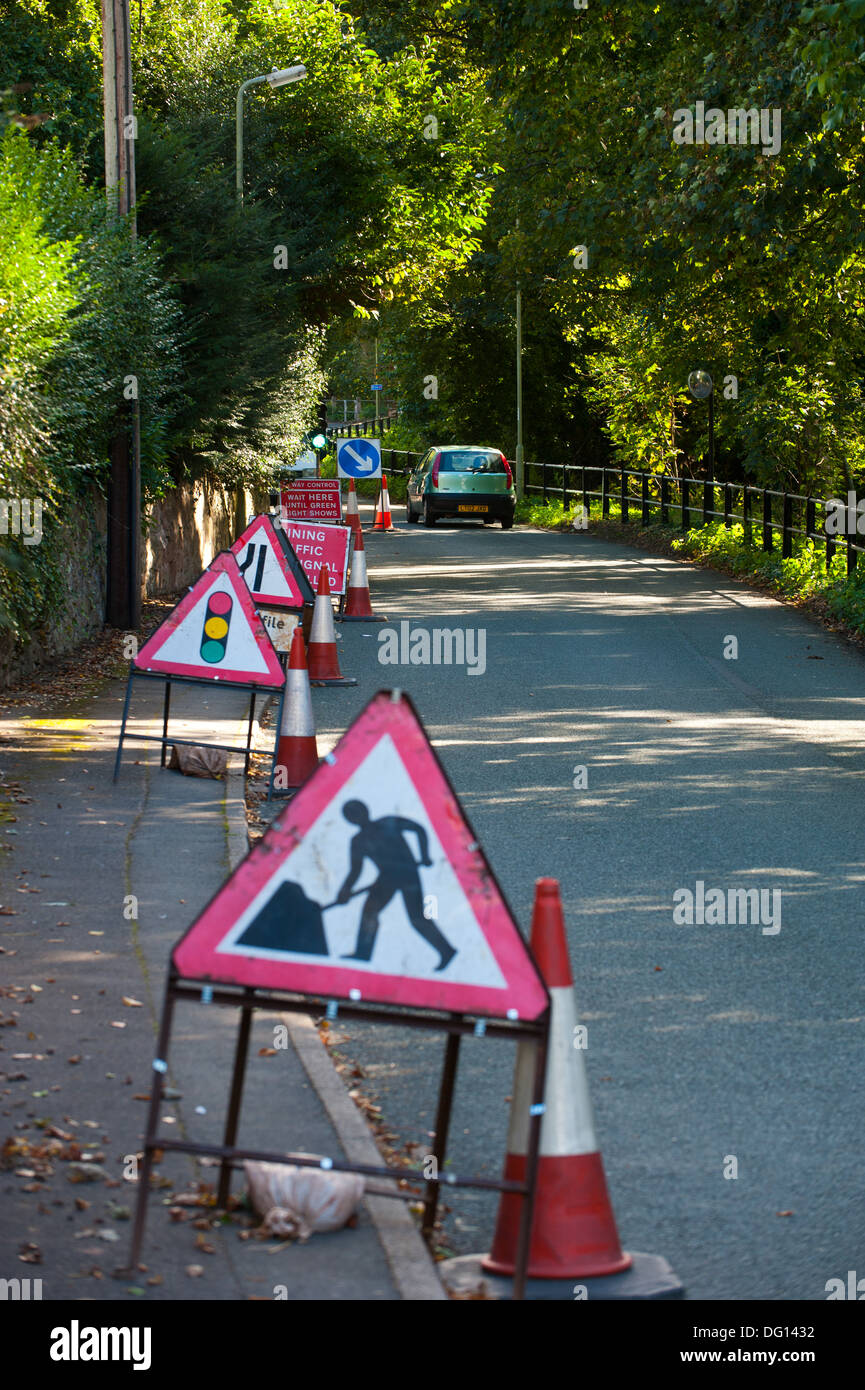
[406,502,418,524]
[501,515,514,530]
[423,500,436,527]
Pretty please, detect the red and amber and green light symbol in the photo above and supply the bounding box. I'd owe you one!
[200,590,233,664]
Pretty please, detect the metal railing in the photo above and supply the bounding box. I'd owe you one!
[327,413,399,440]
[525,462,863,575]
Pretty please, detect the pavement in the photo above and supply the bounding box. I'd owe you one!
[0,622,443,1301]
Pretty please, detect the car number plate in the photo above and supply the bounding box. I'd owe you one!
[458,504,487,512]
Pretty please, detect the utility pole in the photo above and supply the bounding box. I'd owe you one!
[515,217,525,500]
[102,0,141,628]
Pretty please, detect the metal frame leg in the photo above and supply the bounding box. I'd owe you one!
[421,1027,461,1240]
[216,992,255,1209]
[113,667,136,783]
[266,681,287,803]
[512,1014,549,1301]
[160,679,172,767]
[121,981,177,1272]
[244,690,256,776]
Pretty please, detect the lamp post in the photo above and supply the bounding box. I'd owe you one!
[687,369,714,476]
[235,64,306,201]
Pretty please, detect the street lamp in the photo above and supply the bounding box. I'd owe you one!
[687,369,714,477]
[236,64,306,201]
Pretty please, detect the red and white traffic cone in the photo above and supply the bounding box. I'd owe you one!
[482,878,631,1280]
[370,474,394,532]
[439,878,685,1299]
[307,565,357,686]
[340,526,387,622]
[345,479,363,541]
[270,627,319,798]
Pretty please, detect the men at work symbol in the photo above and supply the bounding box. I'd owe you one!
[336,800,457,971]
[235,799,457,971]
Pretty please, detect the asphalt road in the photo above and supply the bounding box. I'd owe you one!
[309,513,865,1302]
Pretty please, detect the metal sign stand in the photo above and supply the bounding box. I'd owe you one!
[120,974,550,1300]
[112,666,273,781]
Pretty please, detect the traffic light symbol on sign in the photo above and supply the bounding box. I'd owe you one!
[200,591,233,664]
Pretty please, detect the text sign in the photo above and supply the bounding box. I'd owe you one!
[259,608,300,654]
[281,479,342,522]
[280,519,352,596]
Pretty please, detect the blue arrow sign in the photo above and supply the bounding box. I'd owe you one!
[337,437,382,480]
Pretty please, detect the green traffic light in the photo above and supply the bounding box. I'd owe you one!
[311,433,327,450]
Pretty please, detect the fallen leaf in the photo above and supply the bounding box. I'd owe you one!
[110,1021,126,1029]
[258,1047,277,1057]
[121,997,143,1008]
[185,1264,204,1278]
[776,1210,794,1217]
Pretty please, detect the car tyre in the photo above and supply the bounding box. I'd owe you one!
[406,502,418,524]
[423,500,436,527]
[501,515,514,530]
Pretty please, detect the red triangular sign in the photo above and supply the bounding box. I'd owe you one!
[173,691,548,1019]
[135,552,285,687]
[230,514,315,609]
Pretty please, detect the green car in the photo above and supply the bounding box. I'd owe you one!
[406,446,516,529]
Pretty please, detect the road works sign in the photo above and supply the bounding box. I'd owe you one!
[134,552,284,687]
[337,437,381,480]
[231,513,314,610]
[281,479,342,522]
[173,690,548,1019]
[280,519,352,595]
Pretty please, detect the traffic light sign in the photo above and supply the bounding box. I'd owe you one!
[200,591,233,664]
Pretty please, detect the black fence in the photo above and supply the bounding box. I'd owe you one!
[525,462,863,576]
[328,413,399,439]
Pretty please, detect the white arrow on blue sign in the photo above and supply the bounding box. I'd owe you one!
[337,437,382,480]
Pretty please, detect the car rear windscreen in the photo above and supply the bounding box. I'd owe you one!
[439,451,505,473]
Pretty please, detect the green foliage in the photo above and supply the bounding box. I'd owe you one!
[0,125,182,639]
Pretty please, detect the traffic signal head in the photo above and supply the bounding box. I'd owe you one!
[200,589,233,664]
[311,433,327,450]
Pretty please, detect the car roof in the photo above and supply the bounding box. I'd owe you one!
[435,444,503,453]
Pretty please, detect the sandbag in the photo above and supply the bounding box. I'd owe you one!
[168,744,228,779]
[244,1159,364,1240]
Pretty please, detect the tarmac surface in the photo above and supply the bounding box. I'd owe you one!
[289,514,865,1302]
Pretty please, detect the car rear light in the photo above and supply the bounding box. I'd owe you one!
[431,452,441,487]
[501,455,513,488]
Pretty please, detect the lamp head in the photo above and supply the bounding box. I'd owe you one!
[266,64,307,88]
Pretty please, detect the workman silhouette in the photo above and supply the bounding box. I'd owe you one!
[335,799,457,971]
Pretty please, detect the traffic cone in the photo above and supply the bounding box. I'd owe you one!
[370,474,394,532]
[482,878,631,1280]
[345,479,363,541]
[307,566,357,686]
[340,526,387,622]
[269,627,318,798]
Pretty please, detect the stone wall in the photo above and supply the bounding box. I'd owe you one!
[0,478,259,689]
[143,479,256,598]
[0,489,107,690]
